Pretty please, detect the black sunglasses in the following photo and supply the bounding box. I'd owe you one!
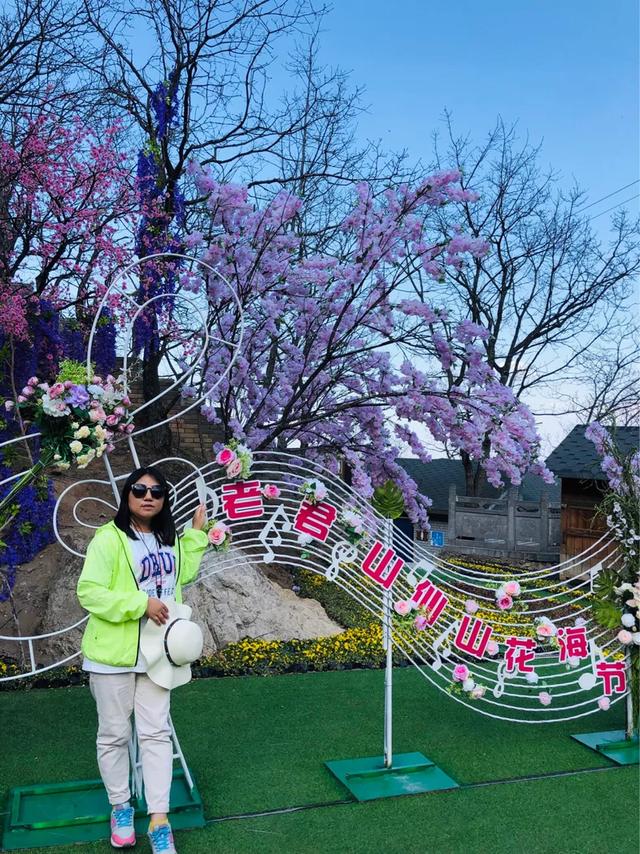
[130,483,166,499]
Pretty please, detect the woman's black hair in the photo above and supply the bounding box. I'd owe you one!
[114,466,176,546]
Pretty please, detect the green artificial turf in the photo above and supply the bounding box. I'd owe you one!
[1,668,638,853]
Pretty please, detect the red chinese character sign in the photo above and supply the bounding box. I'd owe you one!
[164,449,628,725]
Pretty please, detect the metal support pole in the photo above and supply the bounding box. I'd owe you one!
[383,518,393,769]
[625,648,635,740]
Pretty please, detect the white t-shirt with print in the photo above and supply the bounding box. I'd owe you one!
[82,531,177,674]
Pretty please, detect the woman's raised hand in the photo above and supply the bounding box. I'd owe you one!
[191,503,207,531]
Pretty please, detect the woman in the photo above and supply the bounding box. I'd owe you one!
[77,465,207,854]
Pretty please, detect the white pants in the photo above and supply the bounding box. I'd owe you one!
[90,672,172,814]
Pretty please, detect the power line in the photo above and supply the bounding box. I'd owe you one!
[575,179,640,213]
[589,193,639,221]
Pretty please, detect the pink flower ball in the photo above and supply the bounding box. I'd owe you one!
[503,580,521,597]
[465,599,479,614]
[207,526,227,545]
[538,691,552,706]
[496,594,513,611]
[452,664,470,683]
[617,629,633,645]
[598,696,611,712]
[226,458,243,478]
[394,600,411,616]
[486,640,500,656]
[263,484,281,499]
[414,614,428,631]
[216,447,236,466]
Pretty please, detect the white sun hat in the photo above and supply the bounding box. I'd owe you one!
[140,600,203,690]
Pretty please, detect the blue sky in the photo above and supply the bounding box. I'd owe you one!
[311,0,639,230]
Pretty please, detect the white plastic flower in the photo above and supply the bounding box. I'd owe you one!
[621,613,636,628]
[69,440,83,454]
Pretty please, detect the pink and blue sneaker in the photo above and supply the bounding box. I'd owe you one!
[110,803,136,848]
[148,821,177,854]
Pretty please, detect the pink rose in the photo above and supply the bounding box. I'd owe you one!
[394,600,411,616]
[452,664,470,682]
[92,376,102,384]
[414,614,428,631]
[125,423,135,434]
[597,696,610,711]
[49,382,65,398]
[207,526,227,545]
[617,629,633,645]
[538,691,552,706]
[496,594,513,611]
[226,458,243,478]
[486,640,500,656]
[63,380,74,389]
[536,622,555,638]
[263,484,281,499]
[503,580,521,597]
[90,407,106,422]
[216,447,236,466]
[20,386,34,397]
[106,414,119,427]
[465,599,479,614]
[27,376,38,386]
[114,406,125,416]
[17,395,26,403]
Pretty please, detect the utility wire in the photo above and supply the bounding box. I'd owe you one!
[588,193,639,221]
[575,179,640,213]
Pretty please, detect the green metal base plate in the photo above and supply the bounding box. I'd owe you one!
[325,752,458,801]
[2,767,204,851]
[571,729,639,766]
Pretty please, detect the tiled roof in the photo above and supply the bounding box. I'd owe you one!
[546,425,639,480]
[396,457,560,515]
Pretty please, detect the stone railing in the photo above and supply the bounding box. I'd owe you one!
[446,484,561,561]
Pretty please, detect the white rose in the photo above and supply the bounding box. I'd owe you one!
[69,440,83,454]
[633,632,640,645]
[462,678,475,691]
[621,613,636,628]
[525,671,539,684]
[74,425,90,439]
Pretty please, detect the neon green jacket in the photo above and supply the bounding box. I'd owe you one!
[77,521,208,667]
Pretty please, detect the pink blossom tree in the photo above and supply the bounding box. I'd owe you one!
[181,164,552,528]
[0,108,135,335]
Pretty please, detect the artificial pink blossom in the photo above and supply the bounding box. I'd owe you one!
[226,458,243,478]
[262,484,281,499]
[496,594,513,611]
[617,629,633,645]
[486,640,500,656]
[394,600,411,616]
[538,692,552,706]
[503,580,521,597]
[207,525,228,545]
[452,664,470,682]
[464,599,479,614]
[216,447,236,466]
[597,696,610,711]
[536,622,556,638]
[414,614,428,631]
